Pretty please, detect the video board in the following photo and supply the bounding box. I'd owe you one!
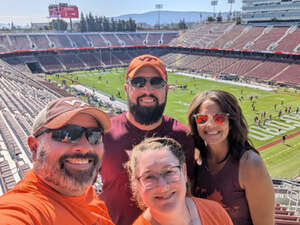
[49,4,79,18]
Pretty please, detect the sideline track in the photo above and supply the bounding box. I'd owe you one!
[257,130,300,151]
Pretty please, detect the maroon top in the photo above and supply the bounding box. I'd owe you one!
[100,113,195,225]
[194,154,253,225]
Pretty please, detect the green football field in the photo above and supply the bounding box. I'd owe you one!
[46,68,300,179]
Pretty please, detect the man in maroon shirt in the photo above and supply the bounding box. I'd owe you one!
[99,54,195,225]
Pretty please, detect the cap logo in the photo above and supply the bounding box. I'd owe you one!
[64,99,89,108]
[138,56,158,62]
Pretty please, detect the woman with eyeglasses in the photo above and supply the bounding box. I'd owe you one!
[187,90,274,225]
[126,137,233,225]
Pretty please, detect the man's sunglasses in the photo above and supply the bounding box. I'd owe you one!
[194,113,229,125]
[128,77,166,89]
[35,124,104,145]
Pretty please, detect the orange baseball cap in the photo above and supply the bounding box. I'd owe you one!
[125,54,167,81]
[32,97,111,136]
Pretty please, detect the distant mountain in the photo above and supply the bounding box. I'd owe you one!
[114,10,229,26]
[0,23,10,29]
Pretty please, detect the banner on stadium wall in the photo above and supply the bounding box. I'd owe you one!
[49,4,79,18]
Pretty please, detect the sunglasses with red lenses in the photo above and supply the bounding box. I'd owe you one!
[194,113,229,125]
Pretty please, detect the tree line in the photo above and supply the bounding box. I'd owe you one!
[79,13,136,32]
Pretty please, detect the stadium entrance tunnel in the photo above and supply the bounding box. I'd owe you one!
[26,62,44,73]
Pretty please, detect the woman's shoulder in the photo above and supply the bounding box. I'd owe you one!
[239,149,269,189]
[240,150,264,171]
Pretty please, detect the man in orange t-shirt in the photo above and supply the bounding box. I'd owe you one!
[0,97,115,225]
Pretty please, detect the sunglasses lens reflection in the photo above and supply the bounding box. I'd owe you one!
[195,115,208,124]
[195,113,228,125]
[130,77,165,89]
[214,114,227,124]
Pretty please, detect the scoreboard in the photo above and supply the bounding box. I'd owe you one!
[49,4,79,18]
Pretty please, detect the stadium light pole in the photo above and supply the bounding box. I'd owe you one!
[155,4,163,30]
[228,0,235,20]
[211,0,218,19]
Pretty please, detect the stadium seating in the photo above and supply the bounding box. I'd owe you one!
[68,34,90,47]
[85,33,107,47]
[77,53,104,68]
[116,33,136,46]
[146,33,162,45]
[274,27,300,52]
[221,59,262,76]
[48,34,72,48]
[275,203,300,225]
[211,25,245,49]
[0,35,11,52]
[36,55,65,72]
[244,61,289,80]
[250,27,288,51]
[129,33,147,45]
[29,34,50,49]
[102,33,121,46]
[9,34,32,51]
[57,54,85,70]
[273,64,300,84]
[0,155,16,192]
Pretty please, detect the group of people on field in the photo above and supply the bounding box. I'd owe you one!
[0,54,275,225]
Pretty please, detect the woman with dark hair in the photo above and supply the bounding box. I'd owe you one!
[126,137,233,225]
[187,90,274,225]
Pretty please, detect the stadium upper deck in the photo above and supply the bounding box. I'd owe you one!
[242,0,300,23]
[0,32,178,53]
[1,24,299,54]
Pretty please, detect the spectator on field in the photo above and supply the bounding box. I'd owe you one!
[100,54,195,225]
[126,137,233,225]
[187,90,274,225]
[0,97,114,225]
[278,109,282,119]
[282,134,287,144]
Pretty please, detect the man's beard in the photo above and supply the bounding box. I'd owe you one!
[128,94,166,125]
[34,146,100,194]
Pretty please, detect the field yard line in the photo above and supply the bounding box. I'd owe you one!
[264,142,300,161]
[266,142,300,171]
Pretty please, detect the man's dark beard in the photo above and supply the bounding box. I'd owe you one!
[128,94,166,125]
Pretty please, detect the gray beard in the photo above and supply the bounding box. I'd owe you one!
[34,147,100,194]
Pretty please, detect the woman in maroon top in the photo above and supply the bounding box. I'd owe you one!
[187,90,274,225]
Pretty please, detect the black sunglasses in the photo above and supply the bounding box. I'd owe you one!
[35,124,104,145]
[128,77,166,89]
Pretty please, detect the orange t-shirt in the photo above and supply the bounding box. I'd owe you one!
[0,170,115,225]
[133,197,233,225]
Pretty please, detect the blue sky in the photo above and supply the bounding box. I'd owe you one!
[0,0,242,26]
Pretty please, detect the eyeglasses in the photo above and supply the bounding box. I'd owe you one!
[194,113,229,125]
[136,165,181,190]
[35,124,104,145]
[128,77,166,89]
